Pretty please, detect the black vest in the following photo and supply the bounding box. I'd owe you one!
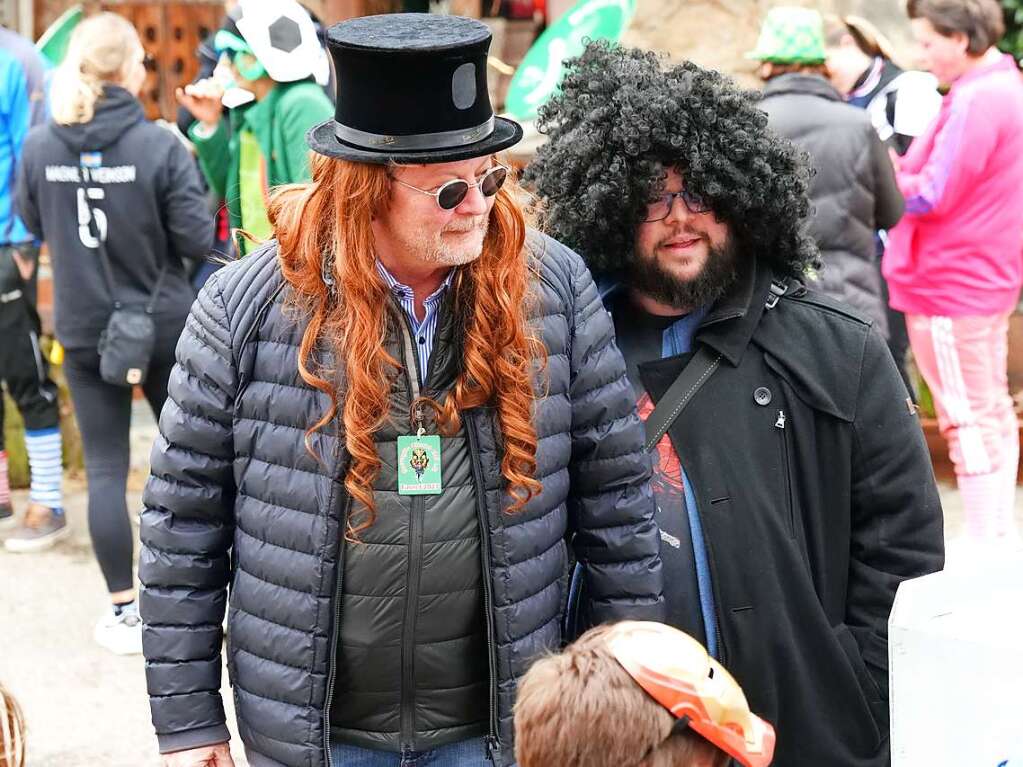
[329,295,488,752]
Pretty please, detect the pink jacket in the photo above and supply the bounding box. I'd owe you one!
[884,54,1023,317]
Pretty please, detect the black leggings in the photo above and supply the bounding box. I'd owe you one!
[63,340,177,594]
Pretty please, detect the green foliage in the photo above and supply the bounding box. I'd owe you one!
[1001,0,1023,59]
[3,391,29,487]
[916,371,936,420]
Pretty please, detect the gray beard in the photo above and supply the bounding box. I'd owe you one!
[398,216,490,267]
[628,236,741,312]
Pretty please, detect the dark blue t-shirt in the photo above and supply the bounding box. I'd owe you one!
[612,295,717,653]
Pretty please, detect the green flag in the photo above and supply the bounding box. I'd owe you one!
[36,5,84,66]
[505,0,636,121]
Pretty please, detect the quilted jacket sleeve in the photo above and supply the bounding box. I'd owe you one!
[139,272,238,754]
[563,251,665,625]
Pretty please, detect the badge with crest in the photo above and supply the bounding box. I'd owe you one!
[397,435,443,495]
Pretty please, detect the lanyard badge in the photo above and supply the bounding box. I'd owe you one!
[397,404,443,496]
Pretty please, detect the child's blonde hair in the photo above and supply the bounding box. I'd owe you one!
[50,12,142,125]
[514,625,728,767]
[0,683,25,767]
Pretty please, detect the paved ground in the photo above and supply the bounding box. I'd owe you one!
[0,401,1020,766]
[0,402,247,767]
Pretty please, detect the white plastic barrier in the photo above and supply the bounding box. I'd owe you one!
[889,556,1023,767]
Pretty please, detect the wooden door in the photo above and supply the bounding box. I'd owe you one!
[104,2,223,122]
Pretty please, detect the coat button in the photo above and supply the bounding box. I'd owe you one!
[753,387,772,406]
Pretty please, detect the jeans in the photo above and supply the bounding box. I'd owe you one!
[329,737,490,767]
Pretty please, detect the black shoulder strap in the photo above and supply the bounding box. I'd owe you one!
[642,279,790,450]
[644,346,721,452]
[77,171,167,314]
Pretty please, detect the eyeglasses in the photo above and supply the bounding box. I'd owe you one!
[644,188,712,222]
[393,165,509,211]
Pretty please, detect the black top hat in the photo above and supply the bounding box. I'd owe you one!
[307,14,523,164]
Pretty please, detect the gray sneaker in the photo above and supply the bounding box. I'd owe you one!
[0,503,14,531]
[3,505,70,553]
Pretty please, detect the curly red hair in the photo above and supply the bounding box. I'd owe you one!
[268,153,545,539]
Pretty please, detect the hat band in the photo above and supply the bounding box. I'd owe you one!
[334,116,496,152]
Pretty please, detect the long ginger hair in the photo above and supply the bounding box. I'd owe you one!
[269,153,545,538]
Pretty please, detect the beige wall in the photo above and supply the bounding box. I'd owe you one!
[620,0,916,84]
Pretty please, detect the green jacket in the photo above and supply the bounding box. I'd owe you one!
[189,79,333,246]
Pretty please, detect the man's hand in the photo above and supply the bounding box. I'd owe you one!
[162,743,235,767]
[10,248,36,281]
[175,78,225,130]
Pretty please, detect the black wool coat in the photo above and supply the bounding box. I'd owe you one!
[139,234,664,767]
[610,261,943,767]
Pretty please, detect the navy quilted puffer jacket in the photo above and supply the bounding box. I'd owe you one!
[139,233,664,767]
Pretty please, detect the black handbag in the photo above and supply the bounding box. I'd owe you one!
[79,180,167,387]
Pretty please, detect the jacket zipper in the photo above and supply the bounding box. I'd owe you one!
[465,416,502,765]
[401,499,425,748]
[399,302,499,760]
[776,410,796,537]
[397,311,426,752]
[323,460,351,767]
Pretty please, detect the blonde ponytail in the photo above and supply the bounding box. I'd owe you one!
[50,13,142,125]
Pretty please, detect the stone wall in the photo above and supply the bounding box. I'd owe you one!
[621,0,917,85]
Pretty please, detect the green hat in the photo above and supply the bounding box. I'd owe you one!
[747,7,826,64]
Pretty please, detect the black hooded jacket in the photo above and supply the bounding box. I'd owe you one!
[760,74,904,338]
[16,85,213,349]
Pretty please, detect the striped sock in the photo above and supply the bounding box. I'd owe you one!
[23,427,63,511]
[0,450,10,506]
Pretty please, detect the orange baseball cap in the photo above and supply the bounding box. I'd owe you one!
[606,621,776,767]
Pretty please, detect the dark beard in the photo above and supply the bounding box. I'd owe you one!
[628,235,741,312]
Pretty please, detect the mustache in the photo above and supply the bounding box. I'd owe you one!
[444,216,488,233]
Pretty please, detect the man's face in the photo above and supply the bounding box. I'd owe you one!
[631,168,737,310]
[373,156,497,269]
[227,52,263,92]
[911,17,969,84]
[825,36,869,96]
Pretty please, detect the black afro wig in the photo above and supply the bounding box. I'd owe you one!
[523,40,819,279]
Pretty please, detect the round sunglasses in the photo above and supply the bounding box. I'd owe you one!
[393,165,509,211]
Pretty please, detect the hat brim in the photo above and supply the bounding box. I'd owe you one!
[745,49,826,64]
[306,116,523,164]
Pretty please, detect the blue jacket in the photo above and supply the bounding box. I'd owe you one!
[0,28,48,245]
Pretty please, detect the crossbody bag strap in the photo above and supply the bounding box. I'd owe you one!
[77,177,121,310]
[144,261,169,315]
[643,278,791,450]
[643,346,722,452]
[77,174,168,315]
